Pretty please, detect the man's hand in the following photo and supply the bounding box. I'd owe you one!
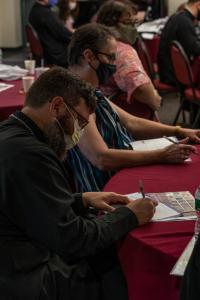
[127,198,157,225]
[82,192,131,213]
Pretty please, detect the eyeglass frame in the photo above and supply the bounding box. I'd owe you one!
[65,102,89,129]
[93,50,117,64]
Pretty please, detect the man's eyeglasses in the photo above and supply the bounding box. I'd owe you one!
[66,103,89,129]
[94,51,116,64]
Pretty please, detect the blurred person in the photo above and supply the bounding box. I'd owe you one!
[29,0,72,67]
[0,67,157,300]
[97,0,161,119]
[158,0,200,86]
[67,23,200,192]
[52,0,79,32]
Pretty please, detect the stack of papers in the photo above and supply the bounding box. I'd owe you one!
[127,193,180,221]
[0,64,28,81]
[127,191,196,222]
[130,136,177,151]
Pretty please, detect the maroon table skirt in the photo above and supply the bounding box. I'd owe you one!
[0,80,24,120]
[104,147,200,300]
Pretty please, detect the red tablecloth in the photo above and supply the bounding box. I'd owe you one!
[104,147,200,300]
[0,80,24,120]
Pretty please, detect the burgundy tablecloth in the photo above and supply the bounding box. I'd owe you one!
[104,147,200,300]
[0,80,24,120]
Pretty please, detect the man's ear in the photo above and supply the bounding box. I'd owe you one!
[82,48,96,64]
[49,96,64,117]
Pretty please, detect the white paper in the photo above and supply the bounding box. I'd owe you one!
[0,83,14,92]
[137,17,169,34]
[0,64,28,81]
[130,137,178,151]
[170,237,196,276]
[127,193,180,221]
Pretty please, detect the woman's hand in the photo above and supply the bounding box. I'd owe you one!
[82,192,130,212]
[177,128,200,144]
[160,143,197,163]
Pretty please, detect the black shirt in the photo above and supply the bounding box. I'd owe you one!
[180,237,200,300]
[29,3,72,67]
[158,9,200,85]
[0,111,138,299]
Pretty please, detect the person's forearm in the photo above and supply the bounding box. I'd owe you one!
[133,83,161,110]
[96,148,163,170]
[126,116,178,140]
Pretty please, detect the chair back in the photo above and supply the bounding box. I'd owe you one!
[135,35,155,80]
[170,40,194,88]
[25,24,44,60]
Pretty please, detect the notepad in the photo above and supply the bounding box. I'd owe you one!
[130,137,178,151]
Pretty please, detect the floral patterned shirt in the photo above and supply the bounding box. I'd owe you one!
[100,41,150,103]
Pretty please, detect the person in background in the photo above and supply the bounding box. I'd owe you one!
[52,0,79,32]
[0,67,156,300]
[97,0,161,119]
[67,23,200,192]
[158,0,200,86]
[29,0,72,67]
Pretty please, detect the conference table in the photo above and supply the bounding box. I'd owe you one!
[103,147,200,300]
[0,80,24,120]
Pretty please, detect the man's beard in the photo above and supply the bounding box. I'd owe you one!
[44,120,67,161]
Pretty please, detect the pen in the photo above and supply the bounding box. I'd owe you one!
[163,136,178,144]
[163,136,199,156]
[139,180,145,199]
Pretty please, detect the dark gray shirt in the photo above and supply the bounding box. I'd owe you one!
[158,9,200,85]
[29,3,72,67]
[0,111,138,299]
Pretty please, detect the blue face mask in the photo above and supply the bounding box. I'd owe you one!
[49,0,58,7]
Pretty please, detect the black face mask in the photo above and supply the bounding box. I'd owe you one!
[95,62,116,85]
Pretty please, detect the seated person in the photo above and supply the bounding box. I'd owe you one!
[158,0,200,86]
[67,23,200,192]
[29,0,72,67]
[96,0,161,119]
[52,0,79,32]
[0,67,156,299]
[180,236,200,300]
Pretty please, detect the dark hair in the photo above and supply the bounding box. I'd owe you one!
[188,0,200,3]
[25,67,96,111]
[67,23,116,65]
[97,0,137,26]
[57,0,79,22]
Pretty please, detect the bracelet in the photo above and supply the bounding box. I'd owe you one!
[175,125,181,137]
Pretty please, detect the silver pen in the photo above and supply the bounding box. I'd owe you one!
[139,180,145,199]
[163,136,199,155]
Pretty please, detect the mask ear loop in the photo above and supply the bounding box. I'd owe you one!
[54,119,65,139]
